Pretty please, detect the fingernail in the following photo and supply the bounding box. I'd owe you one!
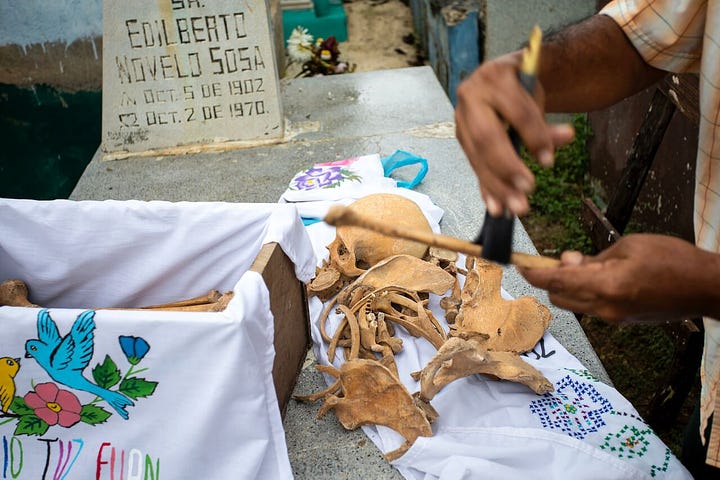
[561,251,584,265]
[558,123,575,136]
[486,196,501,216]
[513,175,533,193]
[507,195,526,214]
[538,149,554,167]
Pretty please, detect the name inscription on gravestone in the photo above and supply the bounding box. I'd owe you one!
[102,0,283,158]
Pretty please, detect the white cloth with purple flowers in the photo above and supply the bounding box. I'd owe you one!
[280,153,444,230]
[0,199,316,479]
[281,153,396,204]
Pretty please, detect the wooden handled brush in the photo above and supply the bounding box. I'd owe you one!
[475,25,543,264]
[324,205,559,269]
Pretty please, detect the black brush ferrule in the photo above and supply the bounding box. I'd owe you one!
[474,210,514,264]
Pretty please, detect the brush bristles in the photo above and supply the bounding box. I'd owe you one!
[521,25,542,75]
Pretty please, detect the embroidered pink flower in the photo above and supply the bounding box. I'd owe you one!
[24,382,82,427]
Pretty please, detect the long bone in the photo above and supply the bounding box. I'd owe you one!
[0,279,233,312]
[0,279,39,307]
[324,204,560,269]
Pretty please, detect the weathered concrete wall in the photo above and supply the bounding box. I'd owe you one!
[588,84,697,241]
[410,0,596,104]
[0,0,285,91]
[0,0,103,199]
[413,0,479,105]
[0,0,103,90]
[482,0,595,61]
[588,0,697,241]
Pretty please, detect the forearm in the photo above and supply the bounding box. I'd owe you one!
[539,14,666,113]
[695,249,720,321]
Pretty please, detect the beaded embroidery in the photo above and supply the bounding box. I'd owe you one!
[529,375,612,439]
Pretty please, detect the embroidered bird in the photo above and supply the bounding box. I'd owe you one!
[25,309,134,420]
[0,357,20,415]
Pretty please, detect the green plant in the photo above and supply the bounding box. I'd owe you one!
[522,114,593,254]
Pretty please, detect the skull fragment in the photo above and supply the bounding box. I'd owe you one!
[309,193,433,299]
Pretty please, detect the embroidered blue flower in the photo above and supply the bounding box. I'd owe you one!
[119,336,150,365]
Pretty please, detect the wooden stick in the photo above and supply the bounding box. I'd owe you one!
[323,205,560,269]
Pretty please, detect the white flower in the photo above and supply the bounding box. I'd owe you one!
[287,27,314,63]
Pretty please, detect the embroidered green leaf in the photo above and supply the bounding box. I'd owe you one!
[92,355,121,389]
[339,169,362,182]
[119,377,158,400]
[81,404,112,425]
[14,414,49,436]
[9,396,34,416]
[342,173,362,183]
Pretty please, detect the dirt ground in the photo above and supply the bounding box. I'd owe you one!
[284,0,422,76]
[339,0,422,71]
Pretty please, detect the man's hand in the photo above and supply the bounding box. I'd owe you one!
[454,53,574,216]
[518,234,720,323]
[454,14,666,217]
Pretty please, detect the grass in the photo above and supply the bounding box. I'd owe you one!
[520,113,699,457]
[522,113,593,256]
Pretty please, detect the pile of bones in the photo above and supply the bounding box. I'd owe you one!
[298,193,554,460]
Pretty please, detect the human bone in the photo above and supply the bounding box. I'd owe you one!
[312,359,437,461]
[414,335,554,401]
[455,258,551,352]
[311,194,433,291]
[415,257,554,399]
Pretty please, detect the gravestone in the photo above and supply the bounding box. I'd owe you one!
[102,0,284,159]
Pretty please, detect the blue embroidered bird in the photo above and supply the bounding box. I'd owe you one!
[25,309,134,420]
[0,356,20,415]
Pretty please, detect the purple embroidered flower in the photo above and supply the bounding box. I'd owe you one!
[292,166,344,190]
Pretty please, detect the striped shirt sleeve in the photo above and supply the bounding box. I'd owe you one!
[601,0,705,73]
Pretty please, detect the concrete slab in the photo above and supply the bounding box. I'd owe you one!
[71,66,609,478]
[483,0,596,61]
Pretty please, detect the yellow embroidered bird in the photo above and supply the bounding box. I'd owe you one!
[0,357,21,414]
